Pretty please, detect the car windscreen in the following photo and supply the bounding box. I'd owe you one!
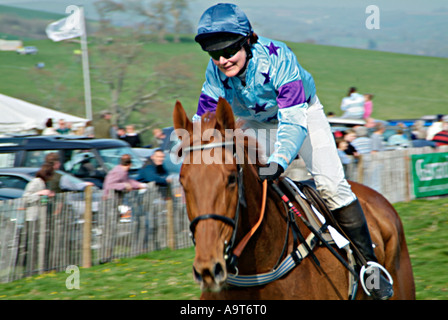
[23,150,60,167]
[98,147,143,171]
[63,149,104,178]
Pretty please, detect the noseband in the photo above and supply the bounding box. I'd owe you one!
[183,140,249,271]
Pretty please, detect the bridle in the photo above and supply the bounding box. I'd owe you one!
[183,140,267,272]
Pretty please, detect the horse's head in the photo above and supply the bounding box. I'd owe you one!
[173,98,258,291]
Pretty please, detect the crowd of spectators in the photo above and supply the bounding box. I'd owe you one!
[333,114,448,170]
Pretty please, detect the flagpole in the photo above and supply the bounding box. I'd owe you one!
[79,6,92,120]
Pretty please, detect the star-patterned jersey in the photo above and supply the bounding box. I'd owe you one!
[194,36,317,170]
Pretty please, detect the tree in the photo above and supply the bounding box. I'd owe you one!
[92,0,162,132]
[128,0,192,43]
[91,0,194,136]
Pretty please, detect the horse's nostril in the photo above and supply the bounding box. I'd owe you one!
[193,266,202,283]
[214,262,225,282]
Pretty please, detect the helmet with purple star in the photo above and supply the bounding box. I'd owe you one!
[195,3,255,53]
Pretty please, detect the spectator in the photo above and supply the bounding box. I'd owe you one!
[94,111,113,139]
[56,119,71,135]
[410,120,426,140]
[124,125,142,147]
[387,128,412,149]
[336,138,352,166]
[152,128,166,147]
[351,126,372,154]
[102,154,146,223]
[340,87,365,119]
[371,122,386,152]
[83,120,95,138]
[363,94,374,119]
[23,163,55,221]
[42,118,57,135]
[137,149,172,187]
[116,127,127,141]
[432,119,448,147]
[102,154,146,199]
[426,114,444,141]
[364,117,377,130]
[45,153,94,192]
[342,129,359,157]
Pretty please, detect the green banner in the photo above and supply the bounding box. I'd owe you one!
[411,152,448,198]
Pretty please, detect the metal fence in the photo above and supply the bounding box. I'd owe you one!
[0,182,191,283]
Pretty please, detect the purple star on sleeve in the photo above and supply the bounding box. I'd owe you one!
[221,78,231,89]
[261,71,270,84]
[265,42,280,56]
[253,103,267,114]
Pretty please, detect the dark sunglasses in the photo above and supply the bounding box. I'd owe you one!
[208,36,248,61]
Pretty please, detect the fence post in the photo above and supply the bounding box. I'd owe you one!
[166,184,175,250]
[166,198,175,250]
[82,185,93,268]
[37,199,47,274]
[404,150,412,202]
[357,155,364,184]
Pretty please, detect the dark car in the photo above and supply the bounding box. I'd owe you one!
[0,135,144,188]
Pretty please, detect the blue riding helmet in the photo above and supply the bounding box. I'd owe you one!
[195,3,253,52]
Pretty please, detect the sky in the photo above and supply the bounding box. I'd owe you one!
[1,0,447,57]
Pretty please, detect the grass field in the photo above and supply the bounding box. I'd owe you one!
[1,37,447,131]
[0,197,446,300]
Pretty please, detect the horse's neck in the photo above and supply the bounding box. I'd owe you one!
[237,165,292,273]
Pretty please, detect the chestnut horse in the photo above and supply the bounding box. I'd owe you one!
[173,98,415,300]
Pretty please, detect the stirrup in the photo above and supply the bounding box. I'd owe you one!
[360,261,393,297]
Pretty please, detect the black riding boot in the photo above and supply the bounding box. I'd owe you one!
[333,199,394,300]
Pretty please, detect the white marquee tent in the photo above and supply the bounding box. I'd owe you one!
[0,94,88,134]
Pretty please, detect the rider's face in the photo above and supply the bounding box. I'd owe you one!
[211,47,247,78]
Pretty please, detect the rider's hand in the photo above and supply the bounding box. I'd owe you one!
[259,162,284,182]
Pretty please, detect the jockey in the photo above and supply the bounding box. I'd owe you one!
[193,3,393,300]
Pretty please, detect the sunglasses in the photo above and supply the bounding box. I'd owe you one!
[208,36,248,61]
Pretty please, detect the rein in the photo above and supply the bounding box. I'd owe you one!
[184,141,268,272]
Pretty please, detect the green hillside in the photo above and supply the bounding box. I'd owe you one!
[1,37,447,129]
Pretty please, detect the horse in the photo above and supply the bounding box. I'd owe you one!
[172,97,415,300]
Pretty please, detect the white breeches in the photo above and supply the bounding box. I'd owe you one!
[241,95,357,210]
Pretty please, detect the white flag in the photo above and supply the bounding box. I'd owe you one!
[45,5,83,42]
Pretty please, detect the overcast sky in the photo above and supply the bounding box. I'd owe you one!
[1,0,447,56]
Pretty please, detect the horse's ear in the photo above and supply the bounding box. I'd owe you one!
[173,100,193,137]
[216,97,235,131]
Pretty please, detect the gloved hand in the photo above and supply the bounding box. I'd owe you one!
[259,162,284,182]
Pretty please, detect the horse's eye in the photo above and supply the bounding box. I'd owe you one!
[228,174,237,186]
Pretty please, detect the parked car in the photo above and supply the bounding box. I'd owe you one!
[16,46,38,55]
[0,135,144,188]
[0,167,100,217]
[0,187,24,200]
